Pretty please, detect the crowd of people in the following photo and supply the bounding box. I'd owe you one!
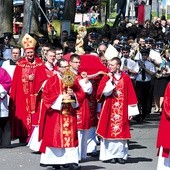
[0,15,170,170]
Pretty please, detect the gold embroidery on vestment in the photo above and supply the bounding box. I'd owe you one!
[110,81,124,137]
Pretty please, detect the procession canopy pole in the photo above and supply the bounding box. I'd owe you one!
[35,0,51,24]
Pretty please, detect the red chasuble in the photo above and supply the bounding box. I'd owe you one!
[36,65,56,126]
[157,83,170,158]
[96,72,137,140]
[9,56,47,140]
[88,77,102,127]
[39,74,84,153]
[45,65,56,78]
[78,54,108,128]
[75,74,91,130]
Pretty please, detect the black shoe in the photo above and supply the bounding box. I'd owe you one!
[102,159,112,163]
[52,165,61,169]
[110,158,116,164]
[62,164,70,168]
[69,164,81,170]
[132,116,141,122]
[90,152,99,157]
[19,137,27,144]
[116,158,125,164]
[40,163,47,167]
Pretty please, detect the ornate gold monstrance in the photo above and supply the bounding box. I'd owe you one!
[62,67,76,103]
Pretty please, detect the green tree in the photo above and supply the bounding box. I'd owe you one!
[18,0,44,43]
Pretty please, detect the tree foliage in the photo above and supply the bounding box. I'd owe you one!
[18,0,42,43]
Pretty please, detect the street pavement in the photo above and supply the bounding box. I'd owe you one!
[0,112,160,170]
[3,1,162,169]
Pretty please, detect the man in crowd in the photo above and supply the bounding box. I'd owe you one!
[28,49,57,152]
[97,42,107,54]
[40,43,51,62]
[39,58,82,170]
[0,46,21,147]
[64,36,76,54]
[0,68,11,147]
[2,32,14,60]
[60,30,68,46]
[96,57,138,164]
[44,49,57,77]
[1,46,21,79]
[55,46,63,64]
[135,48,156,122]
[9,33,47,144]
[120,45,139,86]
[69,54,93,161]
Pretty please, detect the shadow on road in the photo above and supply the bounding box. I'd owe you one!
[129,140,147,150]
[0,142,27,149]
[126,157,153,163]
[45,165,106,170]
[81,165,106,169]
[130,113,160,129]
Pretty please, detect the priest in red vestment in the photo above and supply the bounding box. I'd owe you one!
[9,33,47,144]
[39,59,83,170]
[157,82,170,170]
[28,49,57,152]
[78,54,108,157]
[69,54,93,161]
[96,57,138,164]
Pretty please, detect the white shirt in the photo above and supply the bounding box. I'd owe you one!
[70,68,93,94]
[0,84,8,117]
[121,57,139,80]
[2,47,12,60]
[1,60,16,79]
[136,60,156,82]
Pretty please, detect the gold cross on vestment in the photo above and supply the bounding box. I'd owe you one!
[23,37,33,47]
[63,129,71,136]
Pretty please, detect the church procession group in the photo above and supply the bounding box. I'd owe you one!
[0,17,170,170]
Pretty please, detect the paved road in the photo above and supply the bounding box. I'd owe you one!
[0,112,160,170]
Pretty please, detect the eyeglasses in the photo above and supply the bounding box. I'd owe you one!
[71,61,81,64]
[56,53,63,55]
[98,50,106,53]
[59,65,68,68]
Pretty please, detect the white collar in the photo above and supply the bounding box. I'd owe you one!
[45,62,54,70]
